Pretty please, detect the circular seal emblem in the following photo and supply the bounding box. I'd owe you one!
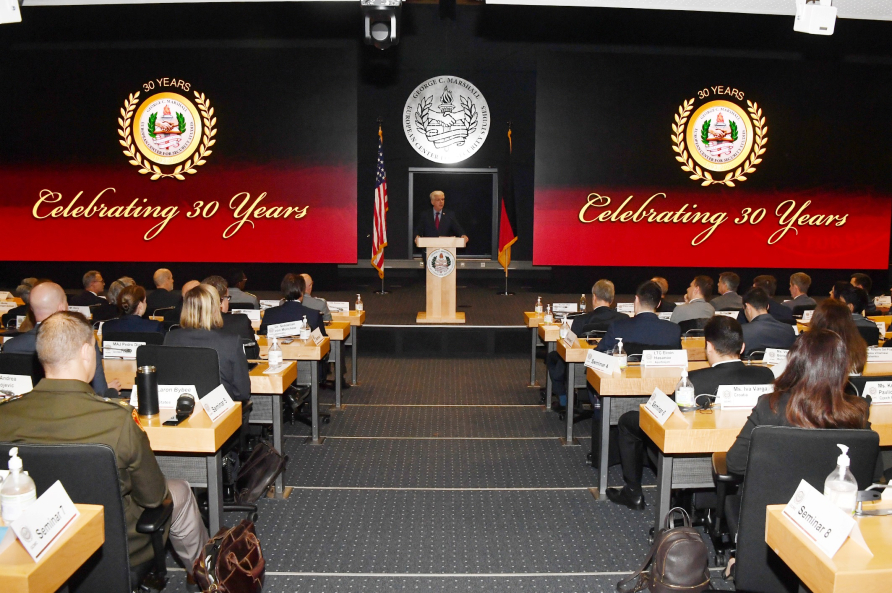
[427,248,455,278]
[794,489,805,504]
[672,94,768,187]
[21,527,32,542]
[118,87,217,180]
[404,76,490,164]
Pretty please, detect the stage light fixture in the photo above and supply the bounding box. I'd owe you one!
[361,0,402,50]
[794,0,837,35]
[0,0,21,25]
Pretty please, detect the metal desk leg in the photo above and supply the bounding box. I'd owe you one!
[545,341,555,412]
[562,362,579,446]
[528,327,539,387]
[334,340,343,410]
[306,362,324,445]
[655,452,674,532]
[350,326,360,386]
[595,395,611,500]
[271,394,292,498]
[207,451,223,534]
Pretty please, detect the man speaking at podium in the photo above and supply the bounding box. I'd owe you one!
[414,190,469,243]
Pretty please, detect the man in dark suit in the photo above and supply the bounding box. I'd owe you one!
[413,190,469,243]
[851,273,879,316]
[651,277,676,313]
[1,282,33,328]
[606,316,775,510]
[837,284,881,345]
[259,274,327,337]
[68,270,106,306]
[161,280,200,328]
[546,279,626,408]
[596,281,682,353]
[741,287,796,356]
[202,275,258,359]
[146,268,180,315]
[783,272,817,311]
[738,275,794,325]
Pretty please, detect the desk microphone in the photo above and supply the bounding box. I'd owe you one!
[176,394,195,421]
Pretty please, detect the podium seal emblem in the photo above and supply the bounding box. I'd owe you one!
[427,249,455,278]
[404,76,490,164]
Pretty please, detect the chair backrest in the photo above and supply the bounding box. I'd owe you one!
[678,317,709,333]
[847,375,892,400]
[736,426,879,593]
[857,324,881,346]
[790,304,816,317]
[230,301,258,310]
[622,343,681,356]
[136,345,222,398]
[717,307,743,312]
[102,331,165,346]
[0,442,132,592]
[0,352,44,384]
[579,321,614,334]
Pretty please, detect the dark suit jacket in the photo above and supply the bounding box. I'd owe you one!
[163,328,251,401]
[219,313,259,359]
[68,291,105,306]
[657,301,677,313]
[102,315,164,334]
[596,312,682,353]
[1,304,28,327]
[2,325,109,393]
[570,306,628,335]
[688,360,775,396]
[738,301,795,325]
[91,302,119,322]
[145,289,181,315]
[413,209,466,238]
[741,313,796,355]
[259,301,327,337]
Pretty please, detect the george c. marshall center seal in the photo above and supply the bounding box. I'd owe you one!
[404,76,490,164]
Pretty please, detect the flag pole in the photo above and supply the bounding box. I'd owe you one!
[498,121,515,296]
[374,116,390,295]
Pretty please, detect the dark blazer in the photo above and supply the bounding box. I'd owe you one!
[259,300,327,337]
[570,306,628,335]
[688,360,775,396]
[219,313,259,359]
[741,313,796,355]
[413,209,466,238]
[596,312,682,353]
[145,289,181,315]
[91,302,119,322]
[738,301,795,325]
[1,304,28,327]
[2,325,109,394]
[68,291,105,307]
[657,301,677,313]
[163,328,251,401]
[102,315,164,334]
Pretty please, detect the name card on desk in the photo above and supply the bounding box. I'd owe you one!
[875,321,886,336]
[259,299,281,310]
[102,341,145,360]
[562,330,578,349]
[875,296,892,307]
[867,348,892,363]
[801,309,814,322]
[714,311,740,319]
[232,309,261,322]
[130,384,198,409]
[862,381,892,404]
[328,301,350,313]
[717,384,773,409]
[0,301,16,312]
[0,373,33,396]
[311,327,325,345]
[584,349,619,374]
[644,388,680,425]
[11,480,79,562]
[764,348,789,365]
[616,303,635,317]
[0,291,10,300]
[200,384,235,422]
[552,303,577,315]
[783,479,871,559]
[266,321,301,339]
[68,305,93,319]
[658,312,673,321]
[642,349,688,367]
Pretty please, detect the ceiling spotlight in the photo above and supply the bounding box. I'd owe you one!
[362,0,402,50]
[0,0,21,25]
[794,0,837,36]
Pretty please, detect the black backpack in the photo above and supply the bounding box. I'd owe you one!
[617,508,711,593]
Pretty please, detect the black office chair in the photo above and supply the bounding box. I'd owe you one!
[720,426,879,593]
[789,304,816,318]
[678,317,709,333]
[229,301,258,310]
[857,324,881,346]
[717,307,743,312]
[103,331,165,346]
[0,443,172,593]
[847,375,892,400]
[0,351,44,384]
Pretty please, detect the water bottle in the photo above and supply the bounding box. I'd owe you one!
[579,294,586,313]
[268,337,283,366]
[612,337,627,370]
[1,447,36,523]
[544,304,553,324]
[355,294,363,312]
[675,368,696,409]
[823,444,858,514]
[300,315,311,340]
[535,297,543,314]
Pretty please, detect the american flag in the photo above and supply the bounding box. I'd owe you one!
[371,127,388,279]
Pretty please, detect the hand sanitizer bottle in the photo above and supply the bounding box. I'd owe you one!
[1,447,37,523]
[300,315,311,340]
[535,297,543,314]
[268,337,283,366]
[824,444,858,514]
[544,304,553,324]
[612,338,627,370]
[355,294,363,312]
[579,294,586,313]
[675,369,696,409]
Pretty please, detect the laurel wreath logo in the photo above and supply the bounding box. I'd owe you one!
[671,98,767,187]
[413,94,478,139]
[459,95,478,136]
[118,91,217,181]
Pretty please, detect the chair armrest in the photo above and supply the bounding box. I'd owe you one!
[242,399,253,414]
[712,452,743,483]
[136,495,173,533]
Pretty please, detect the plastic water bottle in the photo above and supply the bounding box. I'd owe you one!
[612,337,628,370]
[579,294,586,313]
[544,304,553,324]
[355,294,363,312]
[824,444,858,514]
[535,297,543,314]
[268,337,283,366]
[300,315,311,340]
[1,447,36,523]
[675,368,696,409]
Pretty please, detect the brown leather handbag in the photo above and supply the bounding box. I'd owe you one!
[193,520,264,593]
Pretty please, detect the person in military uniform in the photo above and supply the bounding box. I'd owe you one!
[0,312,208,570]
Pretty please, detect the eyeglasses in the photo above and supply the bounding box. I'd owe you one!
[222,295,231,301]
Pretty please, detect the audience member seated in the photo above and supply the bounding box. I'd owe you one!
[651,277,676,313]
[145,268,180,315]
[783,272,817,310]
[101,285,164,334]
[606,316,775,510]
[300,273,333,322]
[259,274,327,337]
[546,279,626,407]
[163,284,251,402]
[2,282,119,394]
[726,329,871,475]
[808,299,867,374]
[740,288,796,356]
[596,281,681,353]
[709,271,743,311]
[850,272,878,316]
[68,270,107,306]
[670,275,715,324]
[0,312,208,570]
[835,283,880,345]
[202,275,256,356]
[162,279,200,327]
[1,282,33,327]
[92,276,135,322]
[227,269,259,309]
[738,275,794,325]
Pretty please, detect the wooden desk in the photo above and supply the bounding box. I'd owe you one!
[555,338,594,445]
[537,321,562,412]
[331,310,365,386]
[766,505,892,593]
[248,361,297,497]
[0,504,104,593]
[141,403,241,534]
[681,337,707,362]
[524,312,545,387]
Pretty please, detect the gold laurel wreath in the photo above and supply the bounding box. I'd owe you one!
[671,98,767,187]
[118,91,217,181]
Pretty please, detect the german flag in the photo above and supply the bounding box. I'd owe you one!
[497,126,518,272]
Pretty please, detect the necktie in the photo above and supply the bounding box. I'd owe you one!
[435,212,440,230]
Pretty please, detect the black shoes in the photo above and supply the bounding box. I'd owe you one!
[605,487,645,511]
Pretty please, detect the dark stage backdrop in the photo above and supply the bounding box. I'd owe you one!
[533,51,892,269]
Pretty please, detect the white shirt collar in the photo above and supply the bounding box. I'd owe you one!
[711,359,740,367]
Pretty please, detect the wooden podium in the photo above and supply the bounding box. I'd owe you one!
[416,236,466,324]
